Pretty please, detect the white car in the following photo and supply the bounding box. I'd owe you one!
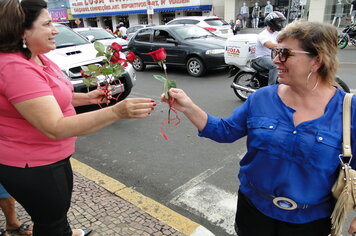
[73,27,128,51]
[166,16,233,38]
[45,24,136,109]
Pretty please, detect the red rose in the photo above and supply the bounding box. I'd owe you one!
[126,51,136,63]
[110,52,121,63]
[148,48,166,62]
[111,42,122,52]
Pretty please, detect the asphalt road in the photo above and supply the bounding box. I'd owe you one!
[74,47,356,236]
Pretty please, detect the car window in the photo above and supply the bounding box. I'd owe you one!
[171,26,213,39]
[128,25,143,33]
[134,28,152,42]
[181,19,200,24]
[167,19,182,25]
[55,25,90,48]
[77,29,115,40]
[204,18,229,26]
[153,30,174,43]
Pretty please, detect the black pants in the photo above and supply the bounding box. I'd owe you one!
[235,191,332,236]
[0,157,73,236]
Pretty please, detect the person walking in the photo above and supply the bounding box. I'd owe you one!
[161,21,356,236]
[0,0,155,236]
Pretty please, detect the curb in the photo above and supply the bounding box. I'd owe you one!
[70,158,215,236]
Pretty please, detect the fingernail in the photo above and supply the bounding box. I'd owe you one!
[151,107,154,110]
[153,103,157,106]
[151,100,155,102]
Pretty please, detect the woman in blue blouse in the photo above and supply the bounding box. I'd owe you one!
[162,21,356,236]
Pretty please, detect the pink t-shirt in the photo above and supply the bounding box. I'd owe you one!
[0,52,77,167]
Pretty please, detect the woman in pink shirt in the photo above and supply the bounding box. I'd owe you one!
[0,0,155,235]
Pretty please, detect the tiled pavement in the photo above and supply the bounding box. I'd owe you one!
[0,158,212,236]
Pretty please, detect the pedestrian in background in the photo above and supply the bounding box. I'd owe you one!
[0,0,155,235]
[113,25,121,37]
[161,21,356,236]
[0,184,32,236]
[118,22,128,39]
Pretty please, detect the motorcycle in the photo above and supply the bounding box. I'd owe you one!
[337,23,356,49]
[225,34,350,101]
[229,63,350,101]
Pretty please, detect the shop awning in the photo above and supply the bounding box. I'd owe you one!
[72,5,212,18]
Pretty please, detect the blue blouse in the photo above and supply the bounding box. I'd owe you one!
[199,85,356,224]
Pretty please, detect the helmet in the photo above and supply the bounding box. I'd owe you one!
[264,11,286,32]
[119,22,124,26]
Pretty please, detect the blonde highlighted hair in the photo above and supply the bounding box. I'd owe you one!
[277,20,339,85]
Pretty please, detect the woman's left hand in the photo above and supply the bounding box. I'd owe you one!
[348,217,356,235]
[87,88,112,105]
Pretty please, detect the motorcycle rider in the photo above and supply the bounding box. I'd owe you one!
[253,11,286,85]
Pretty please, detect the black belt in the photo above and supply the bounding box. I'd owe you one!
[248,181,328,210]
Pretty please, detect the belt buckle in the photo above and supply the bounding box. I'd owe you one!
[273,197,297,210]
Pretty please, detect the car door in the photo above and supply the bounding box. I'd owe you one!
[130,28,153,63]
[151,29,186,66]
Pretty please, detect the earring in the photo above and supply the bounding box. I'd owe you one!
[22,39,27,49]
[306,71,312,86]
[306,71,319,91]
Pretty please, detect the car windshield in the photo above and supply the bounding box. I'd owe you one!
[171,26,214,40]
[204,18,229,26]
[55,25,90,48]
[77,29,116,40]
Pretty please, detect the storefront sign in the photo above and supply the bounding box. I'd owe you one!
[49,8,69,22]
[69,0,212,17]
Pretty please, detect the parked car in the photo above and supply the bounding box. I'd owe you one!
[127,24,155,40]
[128,24,227,77]
[166,16,233,38]
[45,24,136,110]
[73,27,128,51]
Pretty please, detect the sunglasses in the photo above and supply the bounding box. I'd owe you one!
[271,47,311,63]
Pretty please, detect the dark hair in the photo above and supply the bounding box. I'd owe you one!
[21,0,48,58]
[0,0,24,53]
[0,0,47,59]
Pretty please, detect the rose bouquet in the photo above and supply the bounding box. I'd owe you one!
[148,48,180,140]
[80,41,136,107]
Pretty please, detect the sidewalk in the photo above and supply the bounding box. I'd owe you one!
[0,159,214,236]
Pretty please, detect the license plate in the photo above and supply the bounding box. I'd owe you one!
[221,30,228,34]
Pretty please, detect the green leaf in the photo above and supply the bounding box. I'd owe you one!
[168,80,176,89]
[96,52,105,57]
[153,74,167,83]
[94,41,105,53]
[101,67,114,75]
[113,67,124,77]
[81,65,89,71]
[87,64,99,71]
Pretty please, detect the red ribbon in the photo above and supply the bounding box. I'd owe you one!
[160,104,181,141]
[97,80,123,109]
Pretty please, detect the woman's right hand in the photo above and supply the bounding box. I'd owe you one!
[111,98,156,119]
[161,88,194,113]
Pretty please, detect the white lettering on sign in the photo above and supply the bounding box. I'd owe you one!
[69,0,211,15]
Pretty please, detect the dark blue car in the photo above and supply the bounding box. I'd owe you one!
[127,24,228,77]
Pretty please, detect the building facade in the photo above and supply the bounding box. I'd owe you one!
[47,0,353,30]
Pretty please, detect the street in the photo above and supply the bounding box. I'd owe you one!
[74,47,356,236]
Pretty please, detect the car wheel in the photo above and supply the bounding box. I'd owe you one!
[132,55,146,71]
[186,57,206,77]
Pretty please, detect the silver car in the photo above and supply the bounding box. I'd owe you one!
[166,16,233,38]
[45,24,136,108]
[74,27,128,51]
